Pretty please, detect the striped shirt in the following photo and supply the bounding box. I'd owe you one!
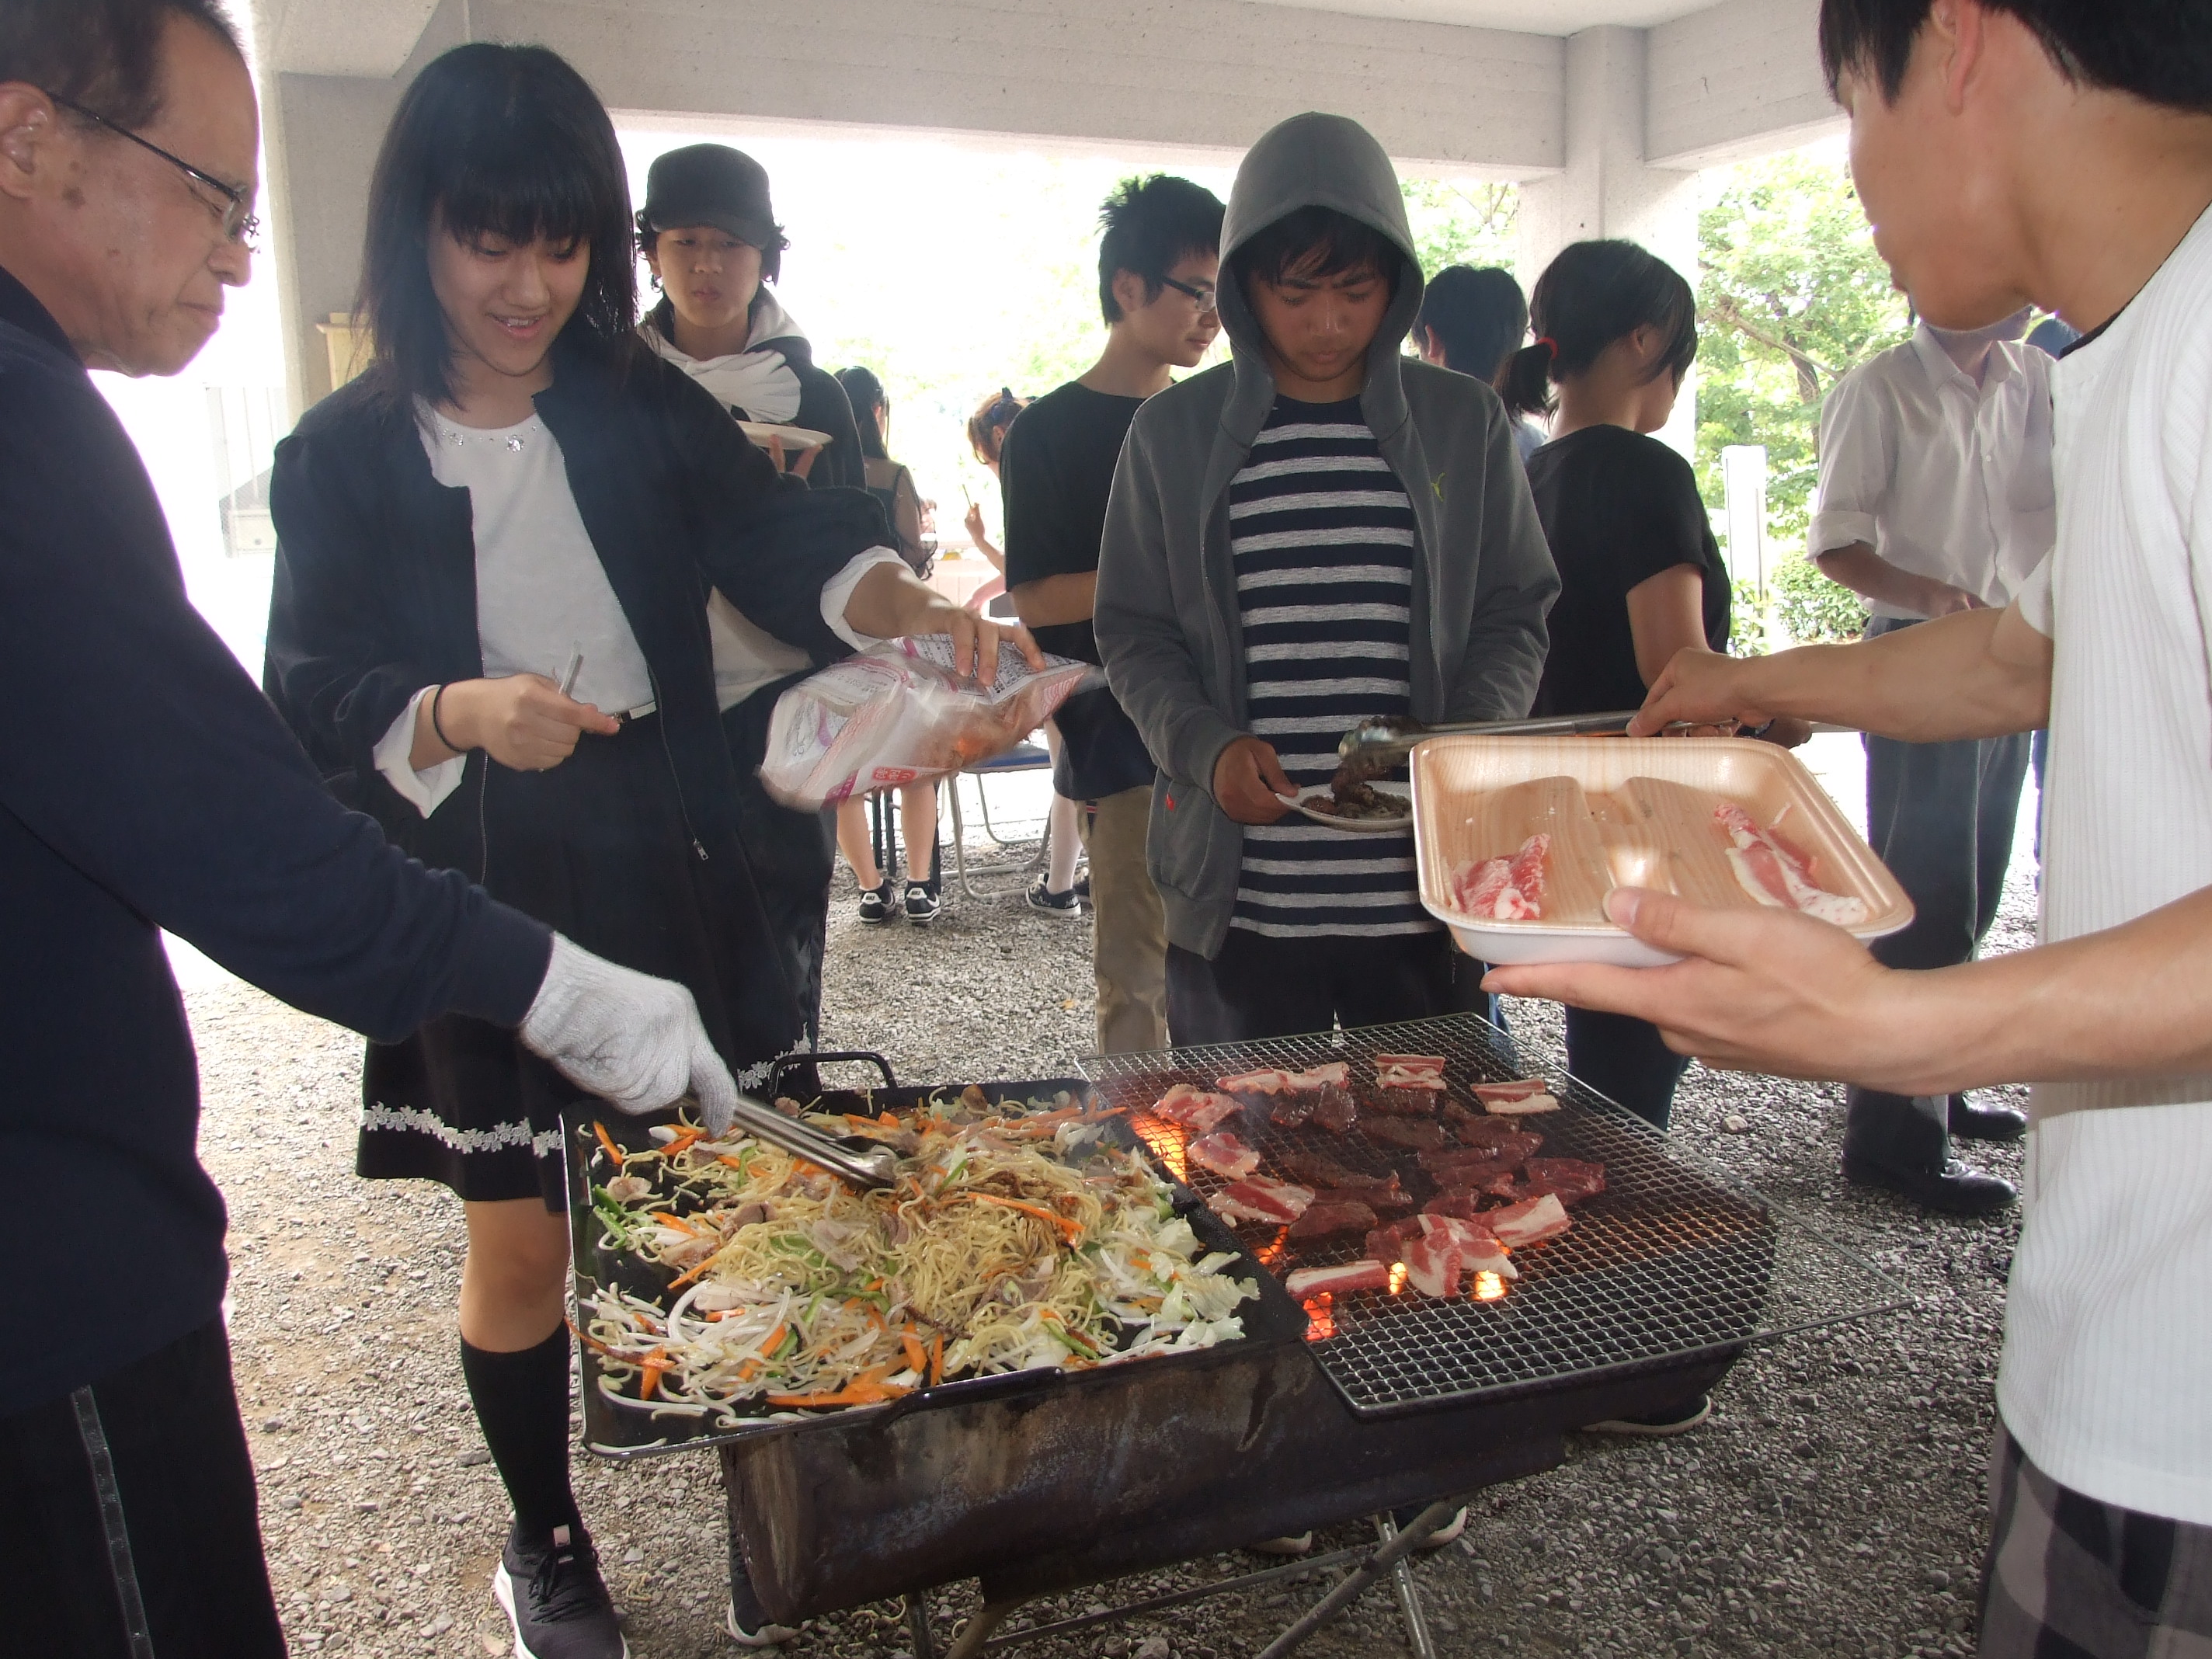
[1229,397,1435,938]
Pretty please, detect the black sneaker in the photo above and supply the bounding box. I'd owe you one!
[904,875,942,924]
[855,881,896,925]
[1026,875,1080,916]
[492,1524,628,1658]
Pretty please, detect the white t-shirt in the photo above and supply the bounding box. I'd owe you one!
[2003,203,2212,1525]
[374,405,898,816]
[1810,325,2055,617]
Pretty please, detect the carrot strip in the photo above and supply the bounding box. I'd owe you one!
[638,1348,670,1401]
[593,1122,623,1165]
[901,1330,927,1375]
[764,1382,911,1409]
[651,1212,700,1236]
[928,1333,944,1386]
[949,1191,1083,1242]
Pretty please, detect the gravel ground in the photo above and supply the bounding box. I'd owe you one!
[196,831,2033,1659]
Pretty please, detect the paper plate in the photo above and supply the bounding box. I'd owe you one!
[739,421,834,450]
[1282,784,1413,833]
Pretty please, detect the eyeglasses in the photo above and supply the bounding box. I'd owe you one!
[1159,275,1219,314]
[43,89,260,251]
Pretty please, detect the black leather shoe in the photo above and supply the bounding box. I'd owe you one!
[1949,1094,2028,1142]
[1842,1153,2016,1216]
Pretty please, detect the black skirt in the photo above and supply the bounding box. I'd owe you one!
[358,715,802,1209]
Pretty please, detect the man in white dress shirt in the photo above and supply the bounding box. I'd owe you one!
[1488,2,2212,1651]
[1810,311,2054,1212]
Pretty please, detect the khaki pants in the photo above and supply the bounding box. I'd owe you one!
[1078,786,1169,1054]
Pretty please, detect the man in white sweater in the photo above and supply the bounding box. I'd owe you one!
[1487,2,2212,1652]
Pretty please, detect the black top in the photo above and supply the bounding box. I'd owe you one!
[645,298,864,492]
[1524,425,1730,717]
[0,263,552,1413]
[1000,381,1154,798]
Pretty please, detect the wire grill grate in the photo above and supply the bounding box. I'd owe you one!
[1081,1014,1903,1417]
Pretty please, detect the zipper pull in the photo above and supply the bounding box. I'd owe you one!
[694,837,709,862]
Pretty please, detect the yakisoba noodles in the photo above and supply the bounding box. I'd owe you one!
[579,1090,1257,1425]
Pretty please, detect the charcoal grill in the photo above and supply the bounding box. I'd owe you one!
[569,1029,1898,1656]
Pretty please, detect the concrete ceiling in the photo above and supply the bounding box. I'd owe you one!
[1248,0,1715,28]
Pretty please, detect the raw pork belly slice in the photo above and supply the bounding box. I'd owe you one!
[1365,1086,1442,1118]
[1713,802,1872,927]
[1285,1259,1393,1298]
[1217,1062,1350,1095]
[1374,1054,1448,1090]
[1420,1213,1517,1280]
[1449,833,1551,922]
[1187,1131,1260,1181]
[1152,1083,1243,1134]
[1206,1175,1314,1225]
[1288,1199,1379,1240]
[1362,1117,1449,1151]
[1487,1191,1572,1247]
[1471,1078,1549,1105]
[1312,1084,1358,1135]
[1519,1156,1606,1206]
[1401,1231,1463,1299]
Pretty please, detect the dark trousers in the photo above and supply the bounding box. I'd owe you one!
[1566,1008,1690,1130]
[1847,616,2033,1170]
[726,685,836,1048]
[1165,927,1497,1046]
[0,1320,286,1659]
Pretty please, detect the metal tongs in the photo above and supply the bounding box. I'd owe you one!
[713,1090,899,1191]
[1334,709,1677,783]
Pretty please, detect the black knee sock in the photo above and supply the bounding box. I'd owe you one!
[460,1327,579,1543]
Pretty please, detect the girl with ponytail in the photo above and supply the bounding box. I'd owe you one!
[1515,240,1750,1140]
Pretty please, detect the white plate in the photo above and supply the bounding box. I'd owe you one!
[1281,784,1412,833]
[738,421,834,450]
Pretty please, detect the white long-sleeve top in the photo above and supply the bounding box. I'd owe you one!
[373,404,899,816]
[1810,323,2056,617]
[2001,203,2212,1525]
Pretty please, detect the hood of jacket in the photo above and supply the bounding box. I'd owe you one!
[1216,112,1424,448]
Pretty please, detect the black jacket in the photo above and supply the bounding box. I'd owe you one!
[0,264,552,1412]
[265,335,891,868]
[645,297,865,492]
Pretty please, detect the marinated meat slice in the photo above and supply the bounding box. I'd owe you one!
[1375,1054,1448,1089]
[1312,1083,1358,1135]
[1402,1231,1463,1299]
[1287,1199,1379,1240]
[1285,1259,1392,1297]
[1417,1150,1522,1188]
[1362,1117,1448,1150]
[1313,1184,1414,1212]
[1277,1150,1397,1192]
[1421,1190,1488,1223]
[1365,1217,1424,1266]
[1488,1191,1573,1247]
[1187,1131,1260,1181]
[1364,1086,1442,1117]
[1456,1118,1545,1156]
[1206,1176,1315,1225]
[1270,1090,1316,1129]
[1151,1084,1243,1134]
[1522,1156,1605,1201]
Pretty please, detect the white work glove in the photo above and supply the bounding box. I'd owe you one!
[518,934,741,1135]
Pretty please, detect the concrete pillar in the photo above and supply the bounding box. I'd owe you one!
[1515,24,1702,454]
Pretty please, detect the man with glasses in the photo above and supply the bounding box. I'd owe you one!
[1001,172,1225,1054]
[0,5,744,1652]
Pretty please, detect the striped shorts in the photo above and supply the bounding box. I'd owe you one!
[1981,1424,2212,1657]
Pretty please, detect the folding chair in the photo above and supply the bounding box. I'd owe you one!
[944,738,1056,900]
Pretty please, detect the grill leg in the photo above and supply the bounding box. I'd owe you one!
[906,1591,937,1659]
[943,1598,1022,1659]
[1254,1495,1470,1659]
[1372,1513,1438,1659]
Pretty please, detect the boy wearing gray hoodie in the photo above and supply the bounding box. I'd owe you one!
[1094,113,1558,1042]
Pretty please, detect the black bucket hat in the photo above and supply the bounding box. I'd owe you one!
[638,144,786,263]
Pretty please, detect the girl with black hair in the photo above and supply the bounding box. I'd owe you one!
[635,142,865,489]
[263,43,1030,1656]
[1502,238,1776,1140]
[830,363,944,923]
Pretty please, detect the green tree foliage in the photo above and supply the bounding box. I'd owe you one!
[1401,178,1518,281]
[1696,147,1912,634]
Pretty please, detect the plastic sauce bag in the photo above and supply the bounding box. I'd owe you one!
[760,637,1097,808]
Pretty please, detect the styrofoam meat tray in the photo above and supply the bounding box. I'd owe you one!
[1410,735,1914,968]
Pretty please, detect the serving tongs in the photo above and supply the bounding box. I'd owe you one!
[1334,709,1681,783]
[713,1090,899,1191]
